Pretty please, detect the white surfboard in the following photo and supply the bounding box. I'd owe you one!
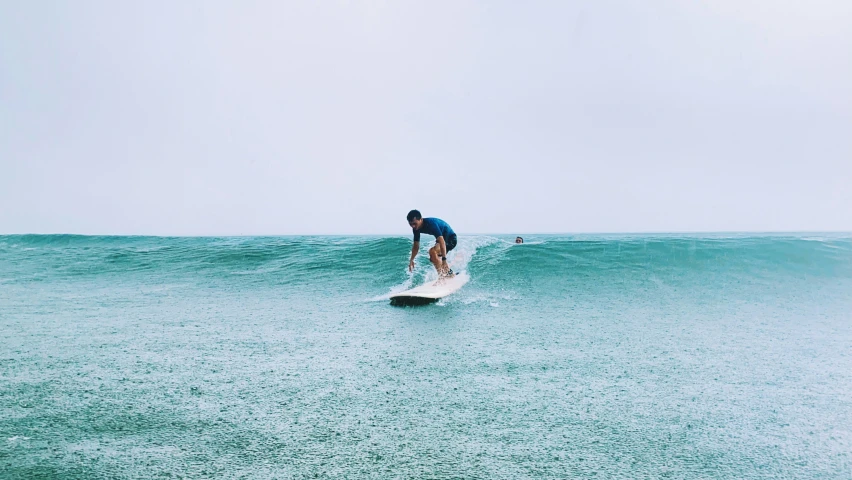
[390,272,470,306]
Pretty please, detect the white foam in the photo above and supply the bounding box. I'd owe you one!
[368,273,415,301]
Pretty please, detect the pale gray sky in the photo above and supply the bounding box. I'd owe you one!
[2,0,850,235]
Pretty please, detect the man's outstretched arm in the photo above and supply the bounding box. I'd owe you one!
[436,236,447,259]
[409,241,419,271]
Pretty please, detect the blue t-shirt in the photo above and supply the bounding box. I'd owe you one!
[413,217,455,242]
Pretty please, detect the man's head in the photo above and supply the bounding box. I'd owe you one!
[515,237,524,244]
[407,209,423,229]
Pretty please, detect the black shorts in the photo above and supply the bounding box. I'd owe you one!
[445,234,457,252]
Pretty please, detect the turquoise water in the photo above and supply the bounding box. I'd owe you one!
[1,233,850,478]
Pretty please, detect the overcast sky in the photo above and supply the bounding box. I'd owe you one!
[1,0,850,235]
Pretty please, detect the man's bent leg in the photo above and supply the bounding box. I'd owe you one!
[429,245,442,272]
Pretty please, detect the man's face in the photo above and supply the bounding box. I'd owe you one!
[409,218,423,230]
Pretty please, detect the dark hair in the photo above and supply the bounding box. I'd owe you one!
[406,210,422,222]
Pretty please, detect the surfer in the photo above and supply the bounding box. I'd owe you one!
[515,236,524,244]
[407,210,457,277]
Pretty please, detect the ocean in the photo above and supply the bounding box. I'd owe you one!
[1,233,850,479]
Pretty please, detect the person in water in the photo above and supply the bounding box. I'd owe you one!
[407,209,457,277]
[515,236,524,244]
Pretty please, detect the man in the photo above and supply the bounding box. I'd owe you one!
[515,236,524,244]
[407,209,457,277]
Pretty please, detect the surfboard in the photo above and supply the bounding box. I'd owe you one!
[390,272,470,306]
